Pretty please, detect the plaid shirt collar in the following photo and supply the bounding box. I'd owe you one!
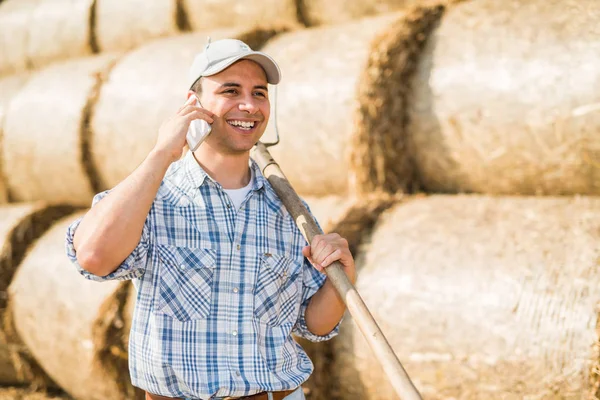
[182,150,272,196]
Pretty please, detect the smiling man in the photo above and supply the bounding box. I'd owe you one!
[65,39,356,400]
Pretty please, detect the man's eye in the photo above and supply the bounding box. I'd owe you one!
[254,92,266,97]
[224,89,237,94]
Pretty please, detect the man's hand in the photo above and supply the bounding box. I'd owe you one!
[302,233,356,285]
[154,96,214,163]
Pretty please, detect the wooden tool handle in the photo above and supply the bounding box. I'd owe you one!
[253,142,422,400]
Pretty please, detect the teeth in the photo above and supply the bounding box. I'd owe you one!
[228,120,255,129]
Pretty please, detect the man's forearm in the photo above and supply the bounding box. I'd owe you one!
[73,149,173,276]
[304,278,348,336]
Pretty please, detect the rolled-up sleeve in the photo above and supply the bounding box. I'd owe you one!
[292,257,341,342]
[65,190,150,282]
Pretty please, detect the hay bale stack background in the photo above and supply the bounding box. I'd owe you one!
[26,0,94,70]
[0,74,29,204]
[8,211,136,400]
[301,0,441,26]
[0,0,39,76]
[95,0,181,52]
[0,203,75,387]
[263,7,444,197]
[182,0,299,31]
[405,0,600,195]
[91,28,281,189]
[331,195,600,399]
[3,54,118,206]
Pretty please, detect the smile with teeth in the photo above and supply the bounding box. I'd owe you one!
[228,120,256,130]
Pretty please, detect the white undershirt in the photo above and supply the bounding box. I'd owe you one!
[223,168,254,210]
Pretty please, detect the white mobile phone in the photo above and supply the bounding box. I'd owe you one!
[186,97,212,151]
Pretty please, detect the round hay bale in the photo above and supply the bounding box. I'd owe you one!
[300,0,443,26]
[332,195,600,399]
[0,0,39,76]
[0,203,75,387]
[183,0,299,32]
[95,0,180,52]
[91,28,281,189]
[263,8,443,197]
[8,211,135,400]
[26,0,94,70]
[0,73,30,203]
[3,54,118,205]
[405,0,600,195]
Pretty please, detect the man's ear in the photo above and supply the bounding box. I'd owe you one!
[186,90,196,101]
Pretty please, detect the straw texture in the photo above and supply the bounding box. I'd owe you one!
[3,54,118,205]
[0,203,74,387]
[262,13,404,197]
[96,0,180,52]
[331,195,600,399]
[0,73,29,203]
[8,211,134,400]
[301,0,443,26]
[0,0,39,76]
[407,0,600,195]
[26,0,94,70]
[91,28,281,189]
[348,4,445,197]
[183,0,299,31]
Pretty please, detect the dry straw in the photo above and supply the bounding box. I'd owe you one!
[26,0,94,70]
[330,195,600,399]
[300,0,444,26]
[8,211,137,400]
[0,0,39,76]
[0,73,30,203]
[3,54,118,206]
[91,27,283,190]
[0,203,75,387]
[348,4,445,197]
[95,0,181,52]
[183,0,299,32]
[406,0,600,195]
[262,13,410,197]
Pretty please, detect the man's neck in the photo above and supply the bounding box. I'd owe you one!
[192,146,251,190]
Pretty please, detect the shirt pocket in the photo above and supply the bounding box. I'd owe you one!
[155,244,216,322]
[254,252,301,326]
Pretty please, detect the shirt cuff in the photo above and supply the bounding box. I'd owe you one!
[292,297,342,342]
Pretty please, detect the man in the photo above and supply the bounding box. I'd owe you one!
[65,39,356,400]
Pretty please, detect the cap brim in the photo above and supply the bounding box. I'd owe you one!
[202,51,281,85]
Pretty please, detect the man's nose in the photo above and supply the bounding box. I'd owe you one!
[238,96,259,114]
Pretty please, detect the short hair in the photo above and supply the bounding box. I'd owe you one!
[191,77,202,95]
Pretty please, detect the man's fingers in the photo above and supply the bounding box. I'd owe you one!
[320,248,342,268]
[185,110,214,124]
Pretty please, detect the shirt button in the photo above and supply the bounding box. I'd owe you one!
[236,244,241,251]
[232,330,238,336]
[227,203,232,209]
[236,371,241,377]
[233,287,239,293]
[179,264,185,271]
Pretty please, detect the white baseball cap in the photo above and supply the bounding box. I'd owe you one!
[188,38,281,89]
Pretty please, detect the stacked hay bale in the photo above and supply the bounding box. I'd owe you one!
[261,8,443,197]
[3,54,118,206]
[182,0,300,31]
[331,196,600,399]
[0,203,75,388]
[7,212,139,400]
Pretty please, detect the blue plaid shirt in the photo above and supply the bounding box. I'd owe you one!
[65,151,338,399]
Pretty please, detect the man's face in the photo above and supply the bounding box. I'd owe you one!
[195,59,270,155]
